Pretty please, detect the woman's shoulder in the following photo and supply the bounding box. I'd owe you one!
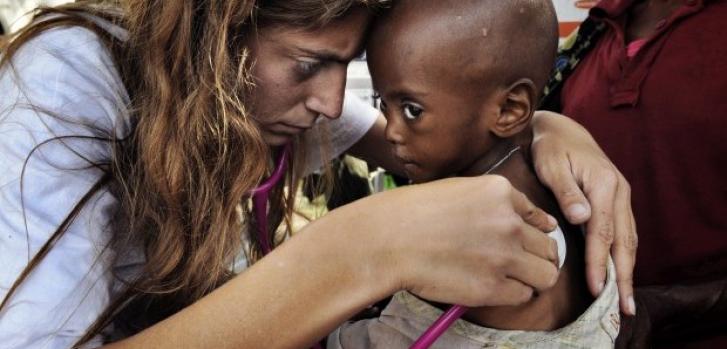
[0,24,130,349]
[1,22,131,138]
[0,23,128,256]
[6,21,121,80]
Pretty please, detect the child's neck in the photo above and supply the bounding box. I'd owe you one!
[458,130,534,179]
[456,129,563,227]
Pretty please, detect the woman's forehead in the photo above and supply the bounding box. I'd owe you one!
[260,9,370,60]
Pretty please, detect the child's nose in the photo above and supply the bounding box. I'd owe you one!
[384,116,405,144]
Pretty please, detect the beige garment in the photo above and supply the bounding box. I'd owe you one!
[329,260,619,349]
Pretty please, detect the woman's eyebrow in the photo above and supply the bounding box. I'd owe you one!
[295,47,363,63]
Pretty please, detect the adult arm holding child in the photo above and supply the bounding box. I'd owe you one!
[107,176,560,349]
[531,111,637,315]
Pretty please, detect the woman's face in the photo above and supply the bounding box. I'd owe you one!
[247,8,371,146]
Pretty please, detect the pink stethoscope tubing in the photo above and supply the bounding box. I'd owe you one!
[250,143,323,349]
[250,143,459,348]
[250,143,291,254]
[409,305,467,349]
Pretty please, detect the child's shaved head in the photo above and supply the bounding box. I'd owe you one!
[366,0,559,183]
[348,4,594,339]
[369,0,558,96]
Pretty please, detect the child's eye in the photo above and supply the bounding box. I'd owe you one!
[402,103,423,120]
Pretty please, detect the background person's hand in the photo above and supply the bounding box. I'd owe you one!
[616,279,727,348]
[615,287,659,349]
[615,285,683,349]
[378,175,561,307]
[531,110,638,316]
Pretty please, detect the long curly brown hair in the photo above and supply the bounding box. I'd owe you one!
[0,0,386,345]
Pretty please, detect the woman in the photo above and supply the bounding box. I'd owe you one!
[0,1,635,348]
[543,0,727,347]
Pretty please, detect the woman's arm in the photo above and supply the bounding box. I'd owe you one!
[107,176,561,349]
[531,110,637,315]
[616,277,727,348]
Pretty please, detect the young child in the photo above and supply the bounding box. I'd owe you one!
[328,0,620,348]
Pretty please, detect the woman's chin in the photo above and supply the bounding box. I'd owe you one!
[262,132,293,146]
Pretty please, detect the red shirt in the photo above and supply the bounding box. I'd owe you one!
[561,0,727,346]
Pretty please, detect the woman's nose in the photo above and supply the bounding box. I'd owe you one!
[305,66,346,119]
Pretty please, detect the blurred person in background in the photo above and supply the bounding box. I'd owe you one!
[542,0,727,347]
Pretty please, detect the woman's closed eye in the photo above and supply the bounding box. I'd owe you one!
[296,59,324,79]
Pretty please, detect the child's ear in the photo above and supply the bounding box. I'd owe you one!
[492,79,537,138]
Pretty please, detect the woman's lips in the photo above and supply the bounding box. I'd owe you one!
[270,122,313,135]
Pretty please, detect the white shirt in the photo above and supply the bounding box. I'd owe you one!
[0,24,379,348]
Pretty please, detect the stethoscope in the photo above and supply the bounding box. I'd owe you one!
[250,142,324,349]
[250,144,567,349]
[250,143,291,255]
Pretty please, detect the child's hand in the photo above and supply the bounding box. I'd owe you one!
[531,110,638,316]
[376,175,561,307]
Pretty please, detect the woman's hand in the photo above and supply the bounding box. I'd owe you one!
[531,110,638,315]
[370,175,561,307]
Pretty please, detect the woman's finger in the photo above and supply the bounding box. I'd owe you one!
[529,111,637,313]
[506,246,560,292]
[517,222,560,267]
[510,186,558,233]
[486,277,536,306]
[582,166,618,298]
[612,177,637,315]
[532,147,593,224]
